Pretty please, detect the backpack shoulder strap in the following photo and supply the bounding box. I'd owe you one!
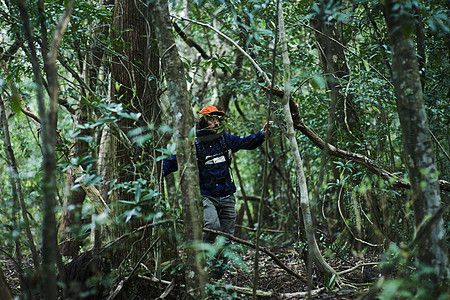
[219,135,232,168]
[195,137,206,169]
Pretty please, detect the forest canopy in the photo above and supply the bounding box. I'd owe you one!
[0,0,448,299]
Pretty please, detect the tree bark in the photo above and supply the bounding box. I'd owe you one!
[58,99,91,256]
[44,3,76,299]
[111,0,161,220]
[384,0,448,280]
[150,1,207,299]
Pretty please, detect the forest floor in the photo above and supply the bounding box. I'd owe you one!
[201,245,379,299]
[131,244,380,299]
[2,245,380,299]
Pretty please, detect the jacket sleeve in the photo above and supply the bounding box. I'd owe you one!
[162,155,178,176]
[225,131,266,152]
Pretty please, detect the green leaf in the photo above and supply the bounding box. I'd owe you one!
[124,207,141,223]
[156,155,168,162]
[9,89,22,115]
[310,75,326,90]
[118,111,141,120]
[135,184,142,202]
[363,59,370,72]
[77,135,94,143]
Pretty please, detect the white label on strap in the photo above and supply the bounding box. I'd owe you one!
[205,155,226,165]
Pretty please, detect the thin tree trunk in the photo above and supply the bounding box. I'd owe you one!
[150,1,207,299]
[311,0,359,135]
[0,88,40,271]
[350,191,363,253]
[58,16,106,256]
[384,0,448,280]
[15,0,50,298]
[17,1,75,298]
[277,1,338,285]
[45,3,75,299]
[58,98,91,256]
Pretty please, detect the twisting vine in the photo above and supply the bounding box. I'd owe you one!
[252,0,279,298]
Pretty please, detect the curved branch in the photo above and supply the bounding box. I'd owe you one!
[337,186,383,248]
[0,39,23,62]
[287,98,450,192]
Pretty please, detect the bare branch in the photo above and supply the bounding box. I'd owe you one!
[337,262,379,276]
[429,129,450,163]
[170,14,271,85]
[203,228,307,282]
[139,275,323,298]
[172,20,210,59]
[413,200,450,247]
[288,98,450,192]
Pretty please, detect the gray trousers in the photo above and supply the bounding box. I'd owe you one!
[202,194,236,244]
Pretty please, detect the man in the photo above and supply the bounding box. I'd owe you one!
[163,105,272,278]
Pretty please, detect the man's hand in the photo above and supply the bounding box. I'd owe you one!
[262,121,274,135]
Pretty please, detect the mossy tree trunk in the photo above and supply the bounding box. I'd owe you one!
[150,1,207,298]
[384,0,448,280]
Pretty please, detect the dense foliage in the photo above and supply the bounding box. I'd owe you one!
[0,0,448,298]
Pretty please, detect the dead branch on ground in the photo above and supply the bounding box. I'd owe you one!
[203,228,307,282]
[139,275,324,299]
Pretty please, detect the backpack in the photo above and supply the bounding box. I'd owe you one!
[195,135,232,170]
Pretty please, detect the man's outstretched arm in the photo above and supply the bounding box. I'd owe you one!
[226,121,273,151]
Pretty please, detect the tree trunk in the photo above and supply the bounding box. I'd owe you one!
[111,0,161,221]
[98,124,116,203]
[58,102,91,256]
[278,0,338,282]
[16,1,75,298]
[59,168,86,257]
[384,0,448,280]
[311,0,359,135]
[150,1,207,298]
[43,3,75,299]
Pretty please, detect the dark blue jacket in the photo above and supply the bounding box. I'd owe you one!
[163,131,266,197]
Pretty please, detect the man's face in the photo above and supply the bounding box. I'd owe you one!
[206,115,220,132]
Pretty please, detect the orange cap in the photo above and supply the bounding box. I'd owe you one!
[198,106,226,119]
